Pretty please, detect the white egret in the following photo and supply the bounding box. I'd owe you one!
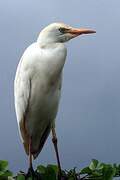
[14,22,96,177]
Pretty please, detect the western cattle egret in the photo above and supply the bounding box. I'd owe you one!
[14,22,96,177]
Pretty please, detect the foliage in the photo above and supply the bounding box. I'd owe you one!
[1,159,120,180]
[0,160,12,180]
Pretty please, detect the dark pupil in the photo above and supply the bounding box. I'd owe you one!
[59,27,65,33]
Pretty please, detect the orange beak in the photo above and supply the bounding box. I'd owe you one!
[67,28,96,36]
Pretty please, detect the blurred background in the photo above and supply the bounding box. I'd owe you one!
[0,0,120,173]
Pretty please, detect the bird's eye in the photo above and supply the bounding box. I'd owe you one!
[59,27,66,33]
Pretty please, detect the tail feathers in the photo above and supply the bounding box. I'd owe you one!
[19,117,29,155]
[20,117,51,159]
[32,123,51,159]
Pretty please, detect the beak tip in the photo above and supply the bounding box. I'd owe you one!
[86,29,96,34]
[92,30,96,34]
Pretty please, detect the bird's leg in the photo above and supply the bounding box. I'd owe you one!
[51,127,62,179]
[26,136,35,177]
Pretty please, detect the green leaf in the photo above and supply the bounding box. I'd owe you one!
[45,165,57,180]
[47,164,58,173]
[80,166,92,175]
[46,165,56,174]
[0,170,12,178]
[89,159,99,170]
[8,177,14,180]
[0,160,8,171]
[102,164,116,180]
[37,165,46,174]
[96,163,104,170]
[68,177,74,180]
[17,174,25,180]
[3,170,12,177]
[27,177,32,180]
[0,171,4,176]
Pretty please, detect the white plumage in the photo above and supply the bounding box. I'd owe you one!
[14,22,95,171]
[15,40,66,158]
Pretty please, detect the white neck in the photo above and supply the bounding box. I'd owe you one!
[37,32,59,46]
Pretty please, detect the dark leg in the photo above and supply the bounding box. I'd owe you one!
[26,137,42,179]
[26,137,35,178]
[29,137,33,169]
[51,127,62,179]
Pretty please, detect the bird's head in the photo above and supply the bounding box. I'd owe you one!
[37,22,96,45]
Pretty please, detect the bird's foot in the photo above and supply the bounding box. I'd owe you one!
[26,166,42,180]
[26,166,35,178]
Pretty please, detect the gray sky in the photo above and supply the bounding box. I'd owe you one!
[0,0,120,173]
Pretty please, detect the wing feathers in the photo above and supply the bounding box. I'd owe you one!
[19,116,29,155]
[14,64,32,153]
[32,122,51,159]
